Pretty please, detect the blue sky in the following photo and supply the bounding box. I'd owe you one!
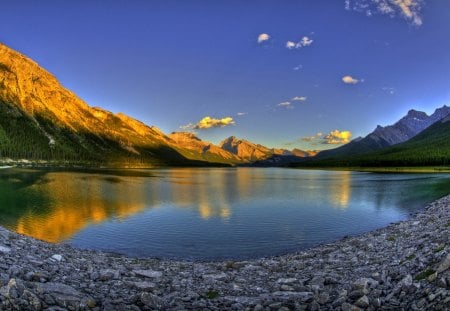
[1,0,449,150]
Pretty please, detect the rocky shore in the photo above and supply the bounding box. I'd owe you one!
[1,196,450,311]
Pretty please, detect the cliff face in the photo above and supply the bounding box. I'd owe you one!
[0,43,200,166]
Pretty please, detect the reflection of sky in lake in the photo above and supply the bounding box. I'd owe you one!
[0,168,449,260]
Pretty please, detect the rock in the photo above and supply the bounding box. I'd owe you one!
[133,270,163,279]
[0,245,11,253]
[140,292,163,308]
[130,281,156,291]
[276,278,297,284]
[436,253,450,273]
[428,272,438,282]
[280,284,294,291]
[35,282,93,310]
[50,254,63,262]
[355,295,369,308]
[317,292,329,305]
[400,274,413,287]
[353,277,377,290]
[99,269,120,281]
[437,277,447,288]
[371,297,381,308]
[349,290,366,300]
[253,304,263,311]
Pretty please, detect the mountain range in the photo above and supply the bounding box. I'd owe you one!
[1,42,449,168]
[315,105,450,160]
[0,43,313,167]
[298,106,450,167]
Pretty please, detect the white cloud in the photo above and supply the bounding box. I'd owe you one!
[299,36,313,47]
[346,0,424,26]
[179,123,195,131]
[237,112,247,116]
[277,101,294,109]
[257,33,270,43]
[293,64,303,71]
[323,130,352,144]
[286,36,314,49]
[342,75,360,84]
[191,116,235,129]
[292,96,307,101]
[286,41,296,49]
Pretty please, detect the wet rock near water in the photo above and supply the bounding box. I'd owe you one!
[1,195,450,310]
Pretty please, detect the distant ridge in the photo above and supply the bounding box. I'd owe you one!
[219,136,316,163]
[315,105,450,160]
[337,113,450,166]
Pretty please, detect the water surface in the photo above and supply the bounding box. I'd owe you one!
[0,168,449,260]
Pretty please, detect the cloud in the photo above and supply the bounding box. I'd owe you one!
[301,132,324,142]
[301,136,316,142]
[323,130,352,144]
[293,64,303,71]
[286,36,314,49]
[179,123,195,131]
[286,41,296,49]
[299,36,313,47]
[345,0,424,26]
[277,101,294,109]
[342,75,360,84]
[237,112,247,116]
[292,96,307,101]
[257,33,270,43]
[193,116,235,129]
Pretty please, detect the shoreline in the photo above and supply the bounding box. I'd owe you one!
[1,196,449,310]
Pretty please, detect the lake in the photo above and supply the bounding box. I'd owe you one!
[0,168,449,260]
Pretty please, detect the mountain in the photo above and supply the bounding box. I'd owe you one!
[338,114,450,166]
[219,136,273,162]
[0,43,326,167]
[217,136,316,166]
[168,132,242,164]
[292,148,319,157]
[315,106,450,160]
[0,43,210,167]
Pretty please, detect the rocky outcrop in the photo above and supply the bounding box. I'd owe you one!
[1,195,449,310]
